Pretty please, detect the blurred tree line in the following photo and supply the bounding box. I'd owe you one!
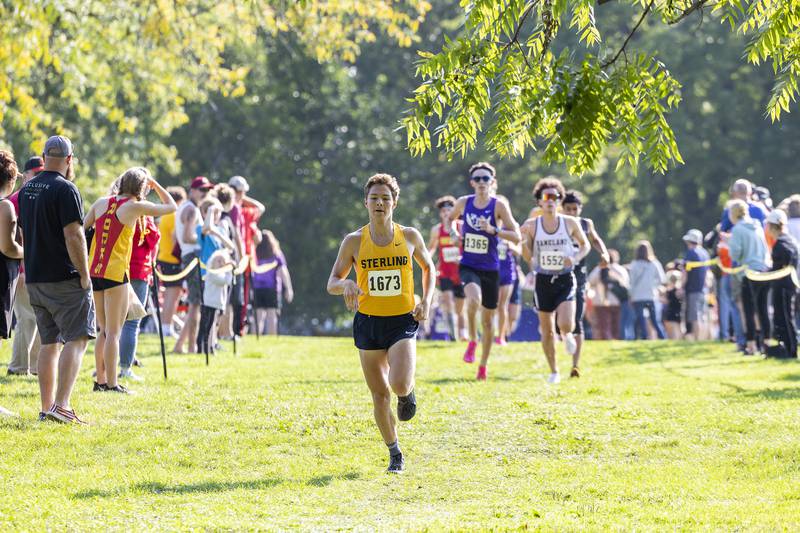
[168,3,800,330]
[2,2,799,331]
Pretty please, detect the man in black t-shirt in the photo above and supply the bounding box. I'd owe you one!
[19,135,95,424]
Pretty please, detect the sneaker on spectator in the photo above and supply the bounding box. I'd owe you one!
[132,358,143,367]
[46,404,88,425]
[547,372,561,385]
[119,368,144,382]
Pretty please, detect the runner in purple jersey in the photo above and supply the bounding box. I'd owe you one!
[494,192,523,346]
[448,162,520,381]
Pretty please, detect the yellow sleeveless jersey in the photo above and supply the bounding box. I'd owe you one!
[88,196,135,282]
[355,223,415,316]
[157,212,179,264]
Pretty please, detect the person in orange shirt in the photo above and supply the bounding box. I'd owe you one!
[716,229,746,350]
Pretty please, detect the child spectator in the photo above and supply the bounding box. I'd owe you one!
[198,250,233,356]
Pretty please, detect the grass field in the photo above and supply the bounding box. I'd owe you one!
[1,335,799,530]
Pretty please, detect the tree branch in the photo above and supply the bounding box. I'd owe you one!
[601,0,655,69]
[666,0,714,25]
[503,1,538,51]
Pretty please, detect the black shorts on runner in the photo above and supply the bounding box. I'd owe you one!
[438,277,465,299]
[509,277,521,306]
[91,275,128,292]
[533,272,576,313]
[157,261,183,288]
[573,282,586,334]
[353,312,419,351]
[458,265,499,310]
[254,287,280,310]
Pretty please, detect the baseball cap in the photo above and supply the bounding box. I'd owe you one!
[190,176,214,190]
[753,186,770,201]
[228,175,249,192]
[43,135,73,158]
[682,229,703,244]
[766,209,787,226]
[23,156,44,172]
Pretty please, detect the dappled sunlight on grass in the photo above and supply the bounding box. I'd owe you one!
[1,335,798,529]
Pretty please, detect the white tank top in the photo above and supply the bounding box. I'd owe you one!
[175,200,200,257]
[532,215,575,274]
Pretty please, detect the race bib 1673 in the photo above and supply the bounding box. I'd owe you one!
[367,269,402,296]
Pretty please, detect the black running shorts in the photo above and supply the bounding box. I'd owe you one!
[572,282,586,334]
[458,265,499,310]
[353,312,419,351]
[533,272,576,313]
[156,261,183,288]
[509,277,521,306]
[438,277,465,299]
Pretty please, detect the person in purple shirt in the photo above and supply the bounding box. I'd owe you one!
[252,229,293,335]
[720,179,768,232]
[447,162,520,381]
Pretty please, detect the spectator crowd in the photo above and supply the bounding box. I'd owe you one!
[1,136,293,422]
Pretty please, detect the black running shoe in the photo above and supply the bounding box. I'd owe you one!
[387,453,404,473]
[105,384,132,394]
[397,390,416,421]
[93,381,108,392]
[37,411,47,422]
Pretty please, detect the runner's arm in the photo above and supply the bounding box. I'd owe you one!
[129,179,178,218]
[427,224,439,255]
[242,196,266,218]
[520,221,533,264]
[279,264,294,303]
[181,204,198,244]
[64,221,91,289]
[0,201,22,259]
[567,217,591,266]
[408,228,436,321]
[327,234,361,311]
[494,201,521,244]
[586,219,610,263]
[83,199,99,228]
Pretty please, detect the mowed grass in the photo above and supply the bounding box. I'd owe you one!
[1,334,799,530]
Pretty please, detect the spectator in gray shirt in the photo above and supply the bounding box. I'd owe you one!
[629,240,666,339]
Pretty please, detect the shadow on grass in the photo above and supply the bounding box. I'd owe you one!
[721,383,800,401]
[600,342,712,366]
[74,478,284,499]
[74,471,362,499]
[306,471,360,486]
[426,376,512,385]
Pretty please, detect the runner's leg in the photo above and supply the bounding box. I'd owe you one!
[359,349,396,445]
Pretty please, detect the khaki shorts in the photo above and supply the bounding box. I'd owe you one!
[28,278,96,344]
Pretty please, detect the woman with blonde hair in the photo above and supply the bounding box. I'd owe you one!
[84,167,176,393]
[728,198,770,355]
[628,240,666,339]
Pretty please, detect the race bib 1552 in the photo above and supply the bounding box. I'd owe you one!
[539,251,564,269]
[367,269,402,296]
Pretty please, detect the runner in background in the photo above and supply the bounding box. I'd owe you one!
[427,195,466,341]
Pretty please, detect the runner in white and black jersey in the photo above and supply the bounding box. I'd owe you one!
[521,177,590,384]
[560,190,609,378]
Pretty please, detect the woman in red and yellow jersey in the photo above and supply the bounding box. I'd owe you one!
[84,168,176,393]
[327,173,435,474]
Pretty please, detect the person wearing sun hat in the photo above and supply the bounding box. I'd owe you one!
[682,228,710,341]
[173,176,213,354]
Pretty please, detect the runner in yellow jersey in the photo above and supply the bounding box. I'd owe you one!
[327,173,435,473]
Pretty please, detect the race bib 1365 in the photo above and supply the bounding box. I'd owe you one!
[464,234,489,254]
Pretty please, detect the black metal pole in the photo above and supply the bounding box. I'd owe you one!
[151,263,168,380]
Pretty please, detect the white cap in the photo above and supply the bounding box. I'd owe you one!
[766,209,787,226]
[682,229,703,244]
[228,175,249,192]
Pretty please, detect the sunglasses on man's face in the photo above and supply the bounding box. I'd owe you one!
[541,192,561,202]
[471,174,493,183]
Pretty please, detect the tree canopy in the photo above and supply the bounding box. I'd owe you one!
[403,0,800,174]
